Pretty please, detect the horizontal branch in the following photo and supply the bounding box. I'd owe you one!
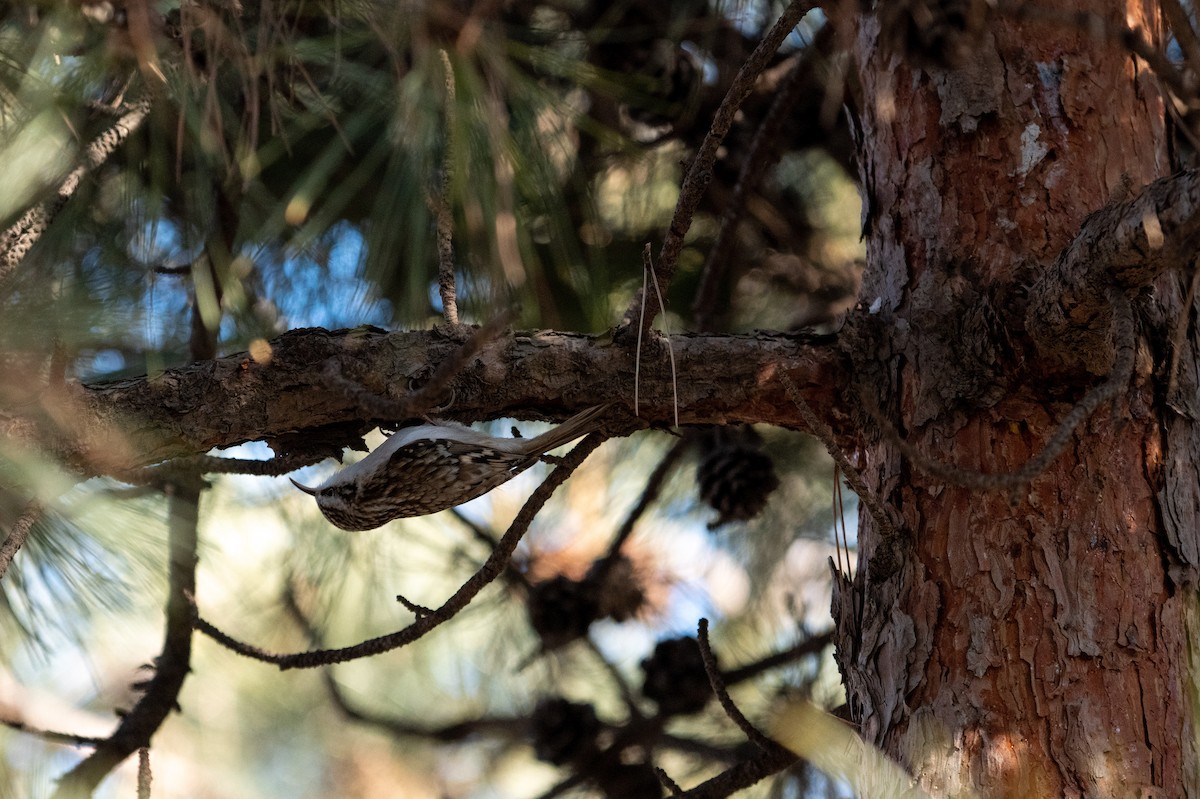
[1026,168,1200,373]
[6,327,845,475]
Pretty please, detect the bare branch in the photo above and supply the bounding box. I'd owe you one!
[697,619,792,758]
[281,586,527,742]
[193,432,606,668]
[721,631,835,687]
[657,766,685,796]
[1161,0,1200,74]
[318,311,514,421]
[117,453,324,485]
[436,49,460,326]
[326,669,526,742]
[674,747,797,799]
[136,748,151,799]
[594,436,688,573]
[18,328,840,475]
[1026,168,1200,372]
[52,477,199,797]
[693,50,812,332]
[619,0,817,339]
[0,501,42,581]
[0,718,103,748]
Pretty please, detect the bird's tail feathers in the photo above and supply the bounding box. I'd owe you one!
[521,404,610,455]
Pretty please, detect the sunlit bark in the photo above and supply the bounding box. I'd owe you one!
[834,1,1200,795]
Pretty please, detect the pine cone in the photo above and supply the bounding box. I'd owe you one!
[530,697,602,765]
[640,636,714,716]
[584,554,646,622]
[696,426,779,527]
[526,575,601,650]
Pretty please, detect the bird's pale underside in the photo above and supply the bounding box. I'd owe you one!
[291,404,608,530]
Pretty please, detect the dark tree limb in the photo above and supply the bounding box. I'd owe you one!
[193,432,605,669]
[0,719,103,748]
[51,477,200,798]
[697,619,791,757]
[673,747,798,799]
[4,328,843,475]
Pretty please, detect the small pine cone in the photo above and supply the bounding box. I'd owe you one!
[640,636,714,716]
[584,554,645,622]
[526,575,601,650]
[530,697,602,765]
[696,426,779,527]
[596,762,664,799]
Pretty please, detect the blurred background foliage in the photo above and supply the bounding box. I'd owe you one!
[0,0,865,795]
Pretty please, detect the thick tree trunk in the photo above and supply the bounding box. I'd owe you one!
[836,1,1200,795]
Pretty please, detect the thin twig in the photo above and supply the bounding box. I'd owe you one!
[657,766,685,796]
[1167,262,1200,402]
[280,588,526,742]
[0,501,42,581]
[861,289,1136,491]
[326,669,525,741]
[600,436,688,565]
[778,371,899,538]
[620,0,815,339]
[832,467,845,577]
[193,433,607,669]
[117,453,323,485]
[674,747,797,798]
[137,748,151,799]
[0,718,103,748]
[721,631,835,687]
[395,593,433,618]
[693,50,812,332]
[437,49,460,325]
[0,100,152,285]
[52,477,200,797]
[658,733,744,763]
[696,619,790,756]
[636,244,649,416]
[1162,0,1200,75]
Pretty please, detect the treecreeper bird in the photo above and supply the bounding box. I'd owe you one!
[290,404,609,530]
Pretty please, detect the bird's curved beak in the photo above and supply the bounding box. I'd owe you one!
[290,478,319,496]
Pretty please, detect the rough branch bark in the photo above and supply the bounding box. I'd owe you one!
[1027,168,1200,373]
[4,327,844,475]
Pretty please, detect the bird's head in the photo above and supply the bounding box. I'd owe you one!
[290,477,368,531]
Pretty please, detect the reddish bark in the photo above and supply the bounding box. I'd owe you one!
[836,1,1198,795]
